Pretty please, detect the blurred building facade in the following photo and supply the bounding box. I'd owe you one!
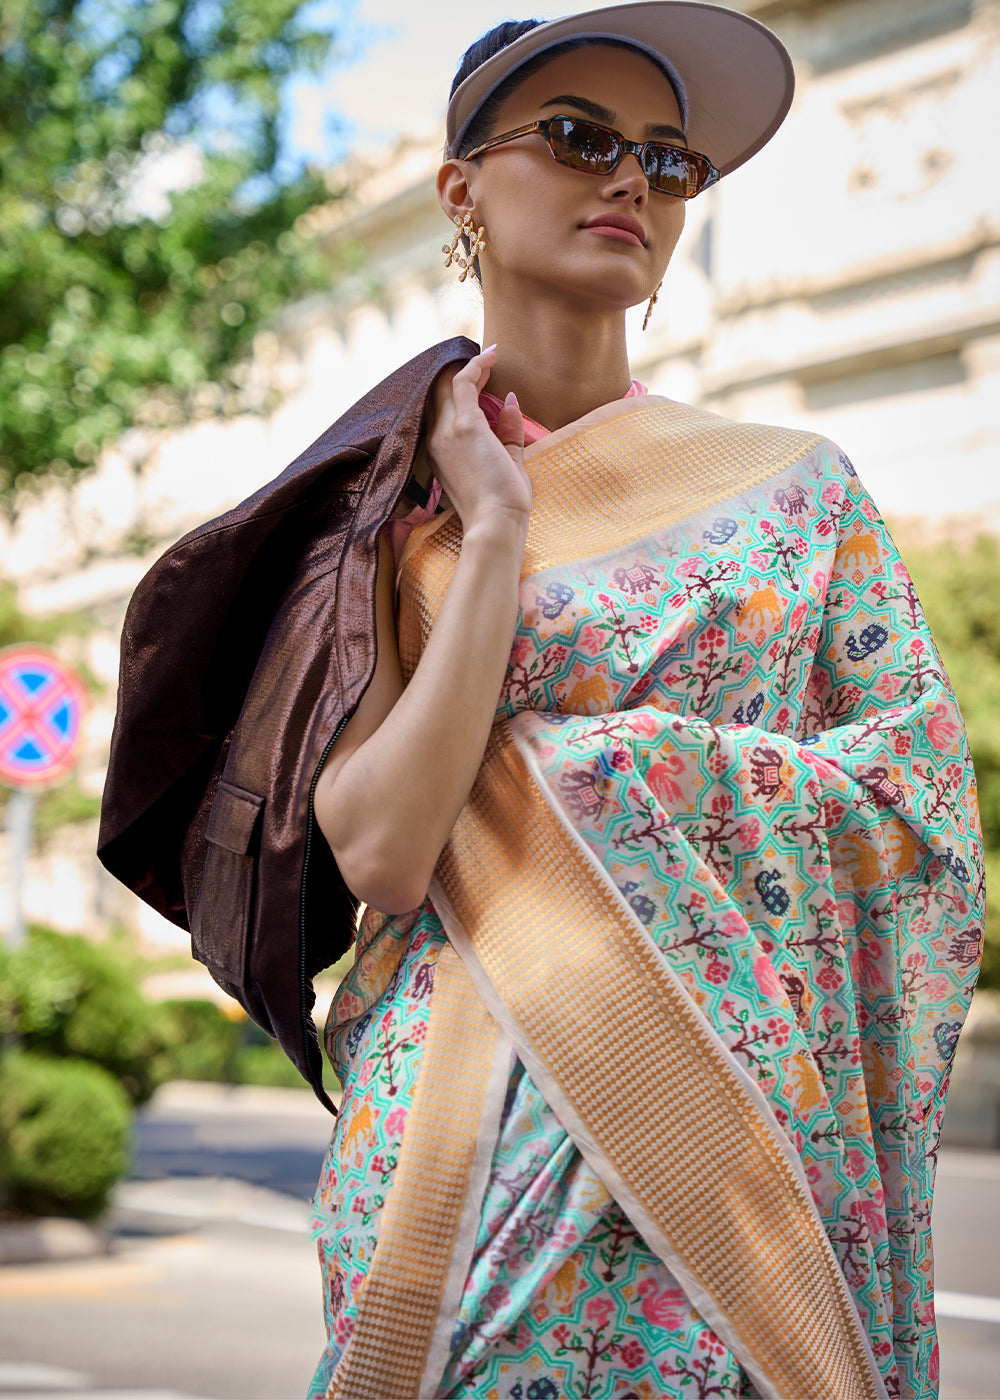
[1,0,998,952]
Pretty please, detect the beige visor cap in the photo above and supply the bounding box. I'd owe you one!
[446,1,795,178]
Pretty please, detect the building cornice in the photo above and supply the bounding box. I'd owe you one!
[702,302,1000,396]
[715,220,1000,317]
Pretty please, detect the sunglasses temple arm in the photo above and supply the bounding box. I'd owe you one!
[462,122,542,161]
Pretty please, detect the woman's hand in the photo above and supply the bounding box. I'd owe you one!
[426,345,531,532]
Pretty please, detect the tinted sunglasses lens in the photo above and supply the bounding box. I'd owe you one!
[548,118,619,173]
[646,146,704,198]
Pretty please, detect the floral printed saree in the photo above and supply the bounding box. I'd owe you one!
[309,395,983,1400]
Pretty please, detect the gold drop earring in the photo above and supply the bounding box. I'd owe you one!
[642,280,662,332]
[443,212,487,282]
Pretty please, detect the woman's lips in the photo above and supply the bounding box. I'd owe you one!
[582,224,644,247]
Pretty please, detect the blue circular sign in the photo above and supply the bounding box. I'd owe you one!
[0,645,88,788]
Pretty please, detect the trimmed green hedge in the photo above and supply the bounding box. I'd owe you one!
[0,1052,131,1219]
[0,928,321,1218]
[150,998,242,1084]
[150,997,309,1090]
[0,926,160,1103]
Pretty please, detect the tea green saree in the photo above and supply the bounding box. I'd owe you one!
[310,396,982,1400]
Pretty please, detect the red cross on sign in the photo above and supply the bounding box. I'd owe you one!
[0,645,88,788]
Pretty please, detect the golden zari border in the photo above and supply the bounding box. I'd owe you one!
[520,398,825,578]
[398,399,826,664]
[431,724,887,1400]
[378,402,883,1398]
[325,944,503,1400]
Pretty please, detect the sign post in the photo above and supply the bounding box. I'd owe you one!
[5,789,34,949]
[0,645,88,948]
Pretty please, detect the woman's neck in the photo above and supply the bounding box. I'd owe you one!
[481,296,633,431]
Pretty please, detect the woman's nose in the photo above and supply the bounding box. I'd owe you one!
[603,154,649,205]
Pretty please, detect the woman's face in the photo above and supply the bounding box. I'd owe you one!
[448,45,688,315]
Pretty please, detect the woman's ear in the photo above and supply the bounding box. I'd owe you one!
[437,159,475,223]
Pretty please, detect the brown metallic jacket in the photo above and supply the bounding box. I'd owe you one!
[98,337,478,1111]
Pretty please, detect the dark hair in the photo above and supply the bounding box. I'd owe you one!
[449,21,689,159]
[451,19,545,96]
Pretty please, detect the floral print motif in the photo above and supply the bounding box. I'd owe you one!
[309,442,981,1400]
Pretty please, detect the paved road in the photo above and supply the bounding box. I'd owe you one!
[0,1084,330,1400]
[0,1081,997,1400]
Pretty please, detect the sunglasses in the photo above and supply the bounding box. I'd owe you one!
[463,115,720,200]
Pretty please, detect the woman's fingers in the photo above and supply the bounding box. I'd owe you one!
[458,342,497,386]
[448,344,497,418]
[428,346,498,460]
[428,345,496,438]
[495,390,525,460]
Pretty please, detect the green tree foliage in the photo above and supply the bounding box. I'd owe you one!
[0,0,340,496]
[0,578,84,648]
[903,531,1000,988]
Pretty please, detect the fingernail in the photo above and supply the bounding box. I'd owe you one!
[504,391,519,409]
[482,342,498,354]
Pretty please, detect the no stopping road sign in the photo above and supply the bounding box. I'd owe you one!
[0,645,88,789]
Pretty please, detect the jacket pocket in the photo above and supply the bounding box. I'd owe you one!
[190,781,265,995]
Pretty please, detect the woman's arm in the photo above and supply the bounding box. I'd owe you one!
[313,346,530,914]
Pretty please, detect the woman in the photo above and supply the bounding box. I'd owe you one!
[94,2,981,1397]
[305,7,983,1400]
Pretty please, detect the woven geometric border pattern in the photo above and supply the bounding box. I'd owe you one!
[391,401,881,1397]
[518,399,826,579]
[434,725,885,1400]
[397,401,826,688]
[325,944,500,1400]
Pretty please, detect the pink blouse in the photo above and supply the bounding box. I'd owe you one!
[386,381,647,565]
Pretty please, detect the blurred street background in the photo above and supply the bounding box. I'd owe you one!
[0,1083,997,1399]
[2,0,999,1396]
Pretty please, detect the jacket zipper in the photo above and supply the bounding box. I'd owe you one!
[299,714,350,1112]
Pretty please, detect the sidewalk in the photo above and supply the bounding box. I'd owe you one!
[0,1081,331,1400]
